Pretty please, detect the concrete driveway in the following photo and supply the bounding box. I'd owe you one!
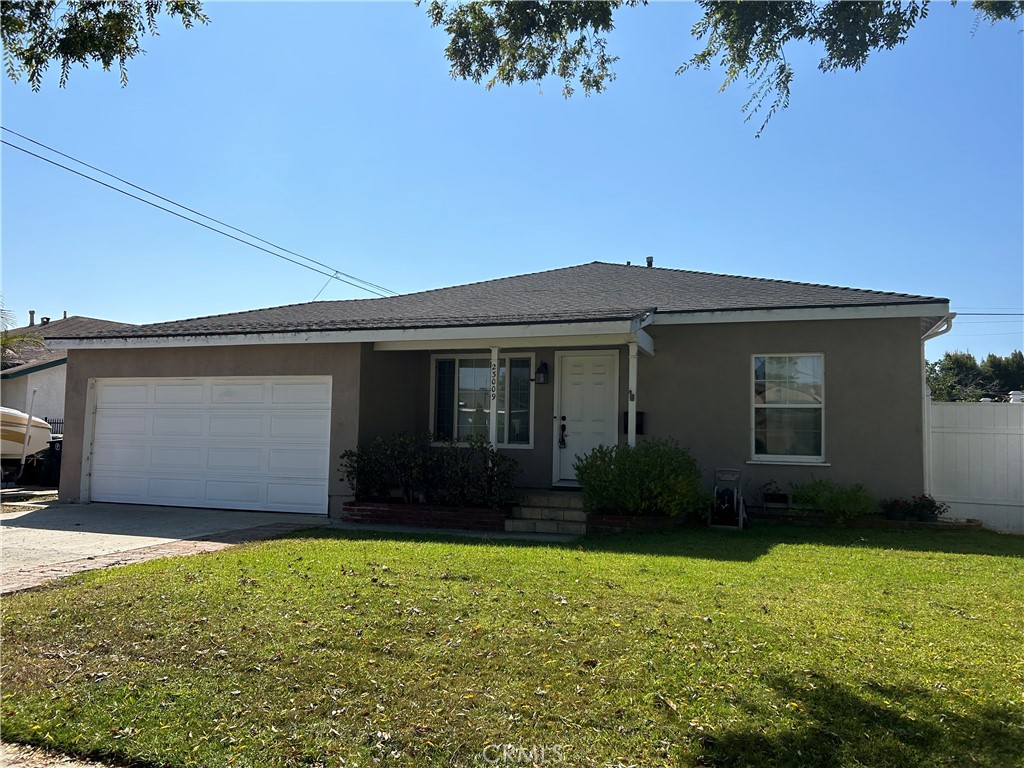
[0,502,330,593]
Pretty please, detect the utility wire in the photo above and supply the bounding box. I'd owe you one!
[1,126,397,298]
[3,139,394,297]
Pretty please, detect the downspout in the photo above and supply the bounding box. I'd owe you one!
[921,313,956,494]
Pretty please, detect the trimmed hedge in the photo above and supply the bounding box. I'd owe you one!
[339,433,519,509]
[573,439,704,518]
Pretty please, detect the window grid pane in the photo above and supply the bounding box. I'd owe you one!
[753,354,823,458]
[457,359,490,440]
[434,359,455,440]
[507,359,531,444]
[434,355,533,446]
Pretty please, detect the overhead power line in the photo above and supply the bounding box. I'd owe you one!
[1,127,397,299]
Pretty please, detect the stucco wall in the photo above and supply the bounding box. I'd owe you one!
[59,344,362,512]
[57,317,927,512]
[357,347,429,443]
[1,376,28,413]
[638,317,926,500]
[1,364,66,420]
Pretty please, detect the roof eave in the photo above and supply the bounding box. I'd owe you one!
[654,301,951,326]
[57,317,645,350]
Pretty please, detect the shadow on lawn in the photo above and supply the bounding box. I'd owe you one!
[582,523,1024,561]
[289,523,1022,563]
[700,672,1023,768]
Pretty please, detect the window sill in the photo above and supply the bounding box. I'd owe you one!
[746,459,831,467]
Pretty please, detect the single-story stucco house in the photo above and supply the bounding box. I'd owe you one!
[49,261,953,516]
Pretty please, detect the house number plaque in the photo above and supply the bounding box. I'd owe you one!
[490,361,498,401]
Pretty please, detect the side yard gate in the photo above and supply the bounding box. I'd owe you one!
[928,402,1023,534]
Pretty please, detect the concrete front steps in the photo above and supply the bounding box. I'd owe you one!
[505,491,587,536]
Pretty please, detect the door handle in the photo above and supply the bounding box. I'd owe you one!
[559,422,567,449]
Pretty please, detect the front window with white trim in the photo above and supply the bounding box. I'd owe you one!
[431,354,534,446]
[753,354,824,461]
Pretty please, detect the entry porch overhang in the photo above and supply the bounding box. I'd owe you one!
[371,316,655,452]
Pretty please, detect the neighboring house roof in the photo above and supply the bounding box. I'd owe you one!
[47,262,949,341]
[6,316,136,342]
[0,349,67,379]
[2,316,136,371]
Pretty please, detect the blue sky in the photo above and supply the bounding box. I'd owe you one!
[2,1,1021,360]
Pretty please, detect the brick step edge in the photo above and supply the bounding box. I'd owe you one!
[505,519,587,535]
[511,507,587,522]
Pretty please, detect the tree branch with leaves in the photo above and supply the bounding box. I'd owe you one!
[2,0,207,90]
[426,0,1024,134]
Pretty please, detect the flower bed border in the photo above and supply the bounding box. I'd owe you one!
[750,507,983,530]
[339,501,508,532]
[587,513,691,533]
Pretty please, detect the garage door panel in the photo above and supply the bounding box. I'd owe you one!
[90,376,331,514]
[267,481,326,509]
[211,383,265,404]
[206,480,261,503]
[270,415,328,438]
[210,414,267,437]
[151,446,203,469]
[272,381,331,405]
[208,447,264,470]
[91,474,149,501]
[153,415,204,436]
[95,413,148,436]
[93,444,148,468]
[98,384,150,406]
[148,477,203,501]
[154,383,205,403]
[269,448,326,472]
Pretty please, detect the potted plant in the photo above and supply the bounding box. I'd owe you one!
[879,497,910,521]
[908,494,950,523]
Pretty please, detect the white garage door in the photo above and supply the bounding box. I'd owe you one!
[88,376,332,514]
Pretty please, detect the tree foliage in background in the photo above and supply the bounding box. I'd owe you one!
[2,0,207,90]
[5,1,1023,134]
[927,350,1024,401]
[427,0,1024,134]
[0,304,45,371]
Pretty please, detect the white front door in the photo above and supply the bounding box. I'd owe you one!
[553,351,619,483]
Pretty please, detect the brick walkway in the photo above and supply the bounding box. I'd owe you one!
[0,521,328,595]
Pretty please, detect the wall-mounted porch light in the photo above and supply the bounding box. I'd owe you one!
[533,362,549,385]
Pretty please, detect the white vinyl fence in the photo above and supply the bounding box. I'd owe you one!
[928,402,1024,533]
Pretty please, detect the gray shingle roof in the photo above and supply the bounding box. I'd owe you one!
[3,316,135,365]
[6,316,135,341]
[45,263,948,340]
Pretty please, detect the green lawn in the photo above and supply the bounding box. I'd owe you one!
[2,526,1021,768]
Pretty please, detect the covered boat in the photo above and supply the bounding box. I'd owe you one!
[1,406,52,460]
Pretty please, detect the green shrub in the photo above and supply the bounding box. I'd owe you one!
[427,434,520,508]
[573,439,704,518]
[338,439,391,501]
[879,494,950,521]
[339,432,432,503]
[340,433,520,508]
[790,479,874,523]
